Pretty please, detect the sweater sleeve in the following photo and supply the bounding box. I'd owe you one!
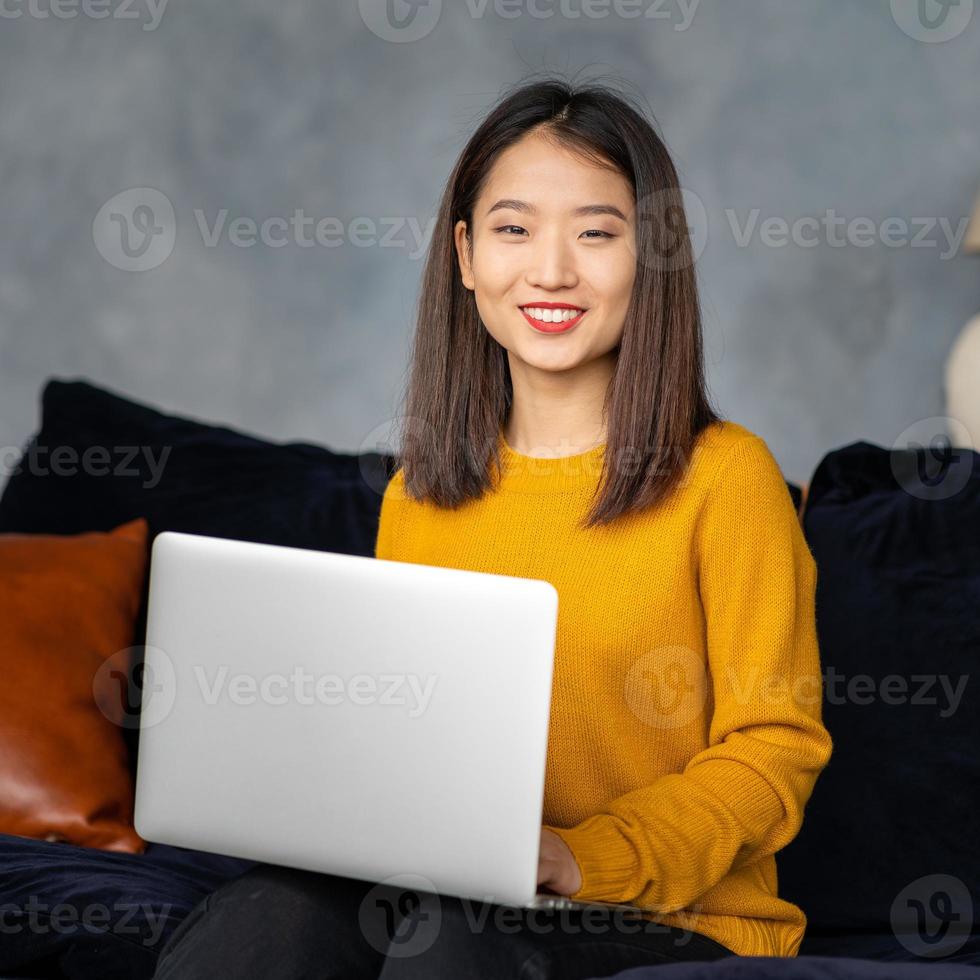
[543,435,833,914]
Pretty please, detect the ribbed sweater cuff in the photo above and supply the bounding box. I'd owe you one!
[544,818,639,903]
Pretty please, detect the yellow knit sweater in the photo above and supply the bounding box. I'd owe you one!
[374,419,833,958]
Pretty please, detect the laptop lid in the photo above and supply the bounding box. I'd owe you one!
[133,531,559,908]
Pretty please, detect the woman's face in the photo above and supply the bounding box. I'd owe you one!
[454,129,636,376]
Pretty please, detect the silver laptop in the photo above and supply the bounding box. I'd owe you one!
[133,530,648,916]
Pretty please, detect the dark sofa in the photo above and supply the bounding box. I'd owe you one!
[0,377,977,979]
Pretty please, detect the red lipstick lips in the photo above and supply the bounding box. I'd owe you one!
[519,303,587,334]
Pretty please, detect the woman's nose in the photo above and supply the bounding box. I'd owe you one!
[525,237,577,289]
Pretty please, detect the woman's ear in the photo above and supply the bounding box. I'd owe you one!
[453,219,475,291]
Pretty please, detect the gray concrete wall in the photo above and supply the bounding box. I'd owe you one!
[1,0,978,486]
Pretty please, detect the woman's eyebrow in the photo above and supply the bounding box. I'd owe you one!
[486,199,628,222]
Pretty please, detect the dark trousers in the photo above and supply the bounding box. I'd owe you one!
[152,863,736,980]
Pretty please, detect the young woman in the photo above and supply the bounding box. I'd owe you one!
[153,76,832,980]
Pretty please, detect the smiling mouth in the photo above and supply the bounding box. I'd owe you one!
[518,306,588,333]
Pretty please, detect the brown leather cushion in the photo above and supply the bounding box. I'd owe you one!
[0,517,149,852]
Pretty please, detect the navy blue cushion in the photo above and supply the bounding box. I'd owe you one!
[0,376,392,554]
[777,440,980,954]
[0,832,256,979]
[798,928,980,964]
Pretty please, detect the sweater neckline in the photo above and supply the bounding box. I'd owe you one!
[492,427,607,493]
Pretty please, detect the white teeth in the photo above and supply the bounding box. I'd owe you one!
[522,307,584,323]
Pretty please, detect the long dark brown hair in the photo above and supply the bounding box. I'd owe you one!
[391,73,723,529]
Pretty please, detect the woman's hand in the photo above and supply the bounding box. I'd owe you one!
[537,828,583,897]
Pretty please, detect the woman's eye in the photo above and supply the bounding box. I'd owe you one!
[495,225,527,236]
[582,229,614,239]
